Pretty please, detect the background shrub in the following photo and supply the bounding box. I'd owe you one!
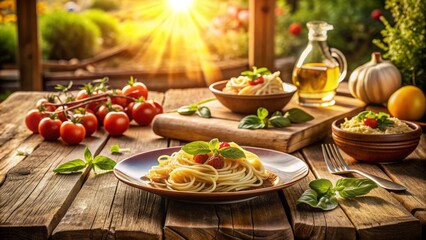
[82,9,120,47]
[40,11,100,60]
[0,24,17,65]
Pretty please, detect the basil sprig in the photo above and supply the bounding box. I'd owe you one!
[238,107,313,129]
[241,66,271,80]
[297,178,377,211]
[356,111,394,131]
[53,147,116,175]
[182,138,245,159]
[176,98,215,118]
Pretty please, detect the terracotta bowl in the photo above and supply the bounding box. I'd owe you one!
[332,118,422,163]
[209,80,297,114]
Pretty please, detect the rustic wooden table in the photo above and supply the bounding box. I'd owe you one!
[0,90,424,240]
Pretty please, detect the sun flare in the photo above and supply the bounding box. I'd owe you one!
[131,0,222,84]
[167,0,194,13]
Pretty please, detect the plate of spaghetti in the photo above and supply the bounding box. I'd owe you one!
[113,139,309,203]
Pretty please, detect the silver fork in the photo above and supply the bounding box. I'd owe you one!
[322,144,406,191]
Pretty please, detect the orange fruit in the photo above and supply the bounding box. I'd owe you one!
[387,86,426,121]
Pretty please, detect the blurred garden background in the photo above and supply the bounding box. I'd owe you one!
[0,0,424,100]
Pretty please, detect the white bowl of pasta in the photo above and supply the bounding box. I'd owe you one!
[113,140,309,203]
[209,79,297,114]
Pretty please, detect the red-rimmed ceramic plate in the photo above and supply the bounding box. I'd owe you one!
[113,146,309,204]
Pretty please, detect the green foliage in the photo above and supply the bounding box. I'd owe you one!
[40,11,100,60]
[90,0,120,12]
[82,9,120,47]
[374,0,426,90]
[0,24,17,65]
[276,0,386,70]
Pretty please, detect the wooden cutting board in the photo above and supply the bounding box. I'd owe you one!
[153,93,365,152]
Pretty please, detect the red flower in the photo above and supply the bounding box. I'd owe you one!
[371,9,382,21]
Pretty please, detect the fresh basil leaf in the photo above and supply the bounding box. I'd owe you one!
[110,144,130,154]
[110,145,120,153]
[335,178,378,199]
[285,108,314,123]
[241,70,253,76]
[197,106,211,118]
[84,147,92,162]
[219,147,246,159]
[269,116,291,128]
[177,104,198,115]
[377,112,390,120]
[238,115,265,129]
[356,111,369,121]
[92,156,116,171]
[53,159,87,174]
[309,179,333,196]
[257,107,269,120]
[271,111,283,117]
[182,141,211,155]
[296,189,338,211]
[209,138,220,151]
[255,67,271,75]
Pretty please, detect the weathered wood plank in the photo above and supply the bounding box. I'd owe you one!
[302,141,421,240]
[0,92,50,185]
[249,0,275,70]
[282,152,356,240]
[0,129,109,239]
[53,92,166,240]
[16,0,42,90]
[165,193,292,240]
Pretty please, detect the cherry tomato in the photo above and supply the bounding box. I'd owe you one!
[56,106,68,122]
[288,22,302,36]
[363,118,378,129]
[109,89,127,108]
[76,90,100,112]
[248,76,264,86]
[132,101,157,126]
[96,104,124,125]
[125,101,135,121]
[150,100,163,115]
[36,98,56,112]
[25,109,48,133]
[38,117,62,140]
[104,111,129,136]
[60,121,86,145]
[122,80,148,105]
[74,112,98,137]
[193,154,209,164]
[219,142,230,149]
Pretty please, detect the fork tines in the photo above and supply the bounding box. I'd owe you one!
[322,144,349,173]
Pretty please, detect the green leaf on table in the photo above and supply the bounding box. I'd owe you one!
[110,144,131,154]
[53,159,87,174]
[296,189,338,211]
[219,147,246,159]
[238,115,265,129]
[84,147,92,162]
[335,178,377,199]
[269,116,291,128]
[92,156,116,172]
[197,106,211,118]
[284,108,314,123]
[309,178,334,196]
[182,141,211,155]
[177,104,198,115]
[257,107,269,120]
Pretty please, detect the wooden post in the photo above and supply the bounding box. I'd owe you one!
[16,0,42,90]
[249,0,275,71]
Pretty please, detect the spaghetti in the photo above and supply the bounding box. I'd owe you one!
[147,142,272,192]
[222,71,285,95]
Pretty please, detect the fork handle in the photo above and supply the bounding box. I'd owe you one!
[351,170,406,191]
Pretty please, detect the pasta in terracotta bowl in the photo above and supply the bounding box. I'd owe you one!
[332,111,422,162]
[209,68,297,114]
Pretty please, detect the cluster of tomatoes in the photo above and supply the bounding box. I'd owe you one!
[25,77,163,145]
